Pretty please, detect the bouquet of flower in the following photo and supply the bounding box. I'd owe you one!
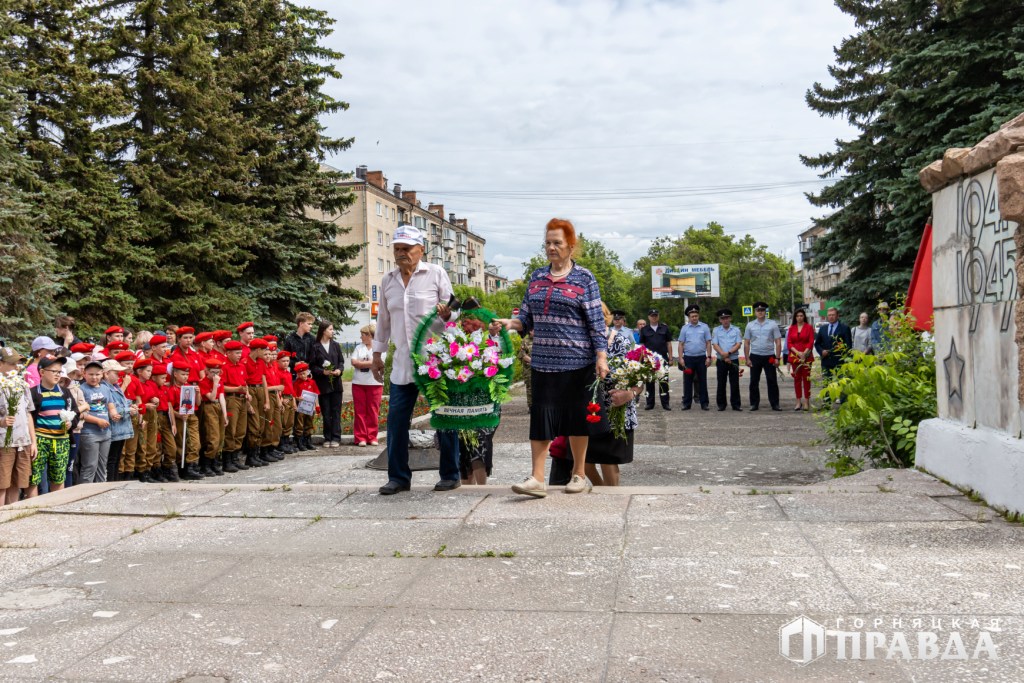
[60,409,77,433]
[412,308,516,431]
[322,360,336,387]
[0,370,28,447]
[604,345,667,439]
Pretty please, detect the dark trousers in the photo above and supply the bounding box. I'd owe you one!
[748,354,780,409]
[645,378,670,408]
[107,439,125,481]
[716,359,741,409]
[318,391,343,442]
[682,355,709,408]
[65,432,79,487]
[386,382,459,486]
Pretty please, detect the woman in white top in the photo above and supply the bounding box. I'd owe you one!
[350,324,384,447]
[852,312,872,354]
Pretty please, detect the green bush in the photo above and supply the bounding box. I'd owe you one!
[507,331,525,383]
[818,303,936,475]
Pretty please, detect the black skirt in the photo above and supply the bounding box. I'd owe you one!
[578,429,634,465]
[529,364,607,440]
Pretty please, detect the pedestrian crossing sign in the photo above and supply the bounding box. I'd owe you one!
[742,305,753,317]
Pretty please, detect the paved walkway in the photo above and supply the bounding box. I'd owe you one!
[0,378,1020,681]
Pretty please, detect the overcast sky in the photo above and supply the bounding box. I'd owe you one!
[310,0,856,280]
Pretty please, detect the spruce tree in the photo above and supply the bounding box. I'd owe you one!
[3,0,144,331]
[214,0,361,326]
[802,0,1024,317]
[0,14,61,340]
[102,0,269,328]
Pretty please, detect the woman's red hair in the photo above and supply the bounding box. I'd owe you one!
[545,218,577,252]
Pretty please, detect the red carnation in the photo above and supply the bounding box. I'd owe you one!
[684,368,693,375]
[585,414,601,423]
[769,356,778,366]
[586,402,600,413]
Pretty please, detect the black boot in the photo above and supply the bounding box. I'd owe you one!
[198,457,214,477]
[262,447,282,462]
[138,469,153,483]
[232,450,249,470]
[221,452,238,473]
[284,437,298,454]
[163,466,180,483]
[149,467,166,483]
[299,436,310,451]
[182,462,203,480]
[210,455,224,476]
[245,448,265,468]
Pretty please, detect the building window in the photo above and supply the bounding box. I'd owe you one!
[378,258,384,273]
[376,202,383,216]
[414,216,424,229]
[387,260,392,270]
[391,207,396,220]
[377,230,383,246]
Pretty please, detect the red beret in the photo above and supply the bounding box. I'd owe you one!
[249,339,269,350]
[204,357,225,368]
[236,321,255,333]
[194,332,213,343]
[293,362,309,373]
[105,325,124,335]
[176,326,195,336]
[150,335,168,346]
[275,351,292,360]
[133,358,153,370]
[114,351,136,362]
[151,363,168,376]
[212,330,233,341]
[224,340,243,351]
[262,334,278,342]
[105,341,129,352]
[70,343,95,353]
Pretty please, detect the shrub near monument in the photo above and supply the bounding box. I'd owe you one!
[818,302,936,476]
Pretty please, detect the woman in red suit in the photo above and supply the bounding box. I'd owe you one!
[787,309,815,411]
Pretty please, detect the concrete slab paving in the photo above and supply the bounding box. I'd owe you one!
[322,609,613,683]
[0,390,1019,680]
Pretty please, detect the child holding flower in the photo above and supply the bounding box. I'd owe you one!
[27,357,78,498]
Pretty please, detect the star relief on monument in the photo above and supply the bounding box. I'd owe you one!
[943,338,966,401]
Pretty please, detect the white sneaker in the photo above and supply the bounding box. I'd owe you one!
[511,476,547,498]
[356,442,367,447]
[564,474,592,494]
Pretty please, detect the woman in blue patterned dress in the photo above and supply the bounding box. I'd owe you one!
[496,218,609,498]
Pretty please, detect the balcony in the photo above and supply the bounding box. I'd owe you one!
[468,247,476,258]
[444,260,454,272]
[443,238,454,250]
[457,265,468,275]
[827,263,841,275]
[468,268,476,278]
[456,243,467,254]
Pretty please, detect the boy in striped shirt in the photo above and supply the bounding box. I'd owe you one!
[28,357,76,498]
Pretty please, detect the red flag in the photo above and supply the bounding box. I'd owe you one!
[906,223,934,332]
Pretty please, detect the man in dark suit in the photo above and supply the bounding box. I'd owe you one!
[814,307,853,385]
[639,308,673,410]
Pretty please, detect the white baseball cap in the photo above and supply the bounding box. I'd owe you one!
[393,224,424,246]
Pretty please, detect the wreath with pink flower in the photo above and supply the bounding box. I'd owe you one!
[410,305,516,430]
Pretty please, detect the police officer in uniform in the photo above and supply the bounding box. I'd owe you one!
[638,308,673,410]
[677,304,712,410]
[711,308,743,411]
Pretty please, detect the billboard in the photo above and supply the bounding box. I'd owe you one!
[651,264,720,299]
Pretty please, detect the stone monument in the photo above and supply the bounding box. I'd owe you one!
[916,112,1024,515]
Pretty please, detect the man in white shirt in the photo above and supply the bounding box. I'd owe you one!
[371,224,460,495]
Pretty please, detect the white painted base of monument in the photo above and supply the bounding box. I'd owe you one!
[917,418,1024,516]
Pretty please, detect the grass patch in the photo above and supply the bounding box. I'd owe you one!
[163,510,181,519]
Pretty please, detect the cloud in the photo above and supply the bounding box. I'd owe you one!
[309,0,855,280]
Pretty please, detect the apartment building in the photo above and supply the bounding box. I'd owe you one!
[798,224,851,325]
[321,164,488,309]
[484,264,510,294]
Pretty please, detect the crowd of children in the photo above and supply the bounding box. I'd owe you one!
[0,319,323,505]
